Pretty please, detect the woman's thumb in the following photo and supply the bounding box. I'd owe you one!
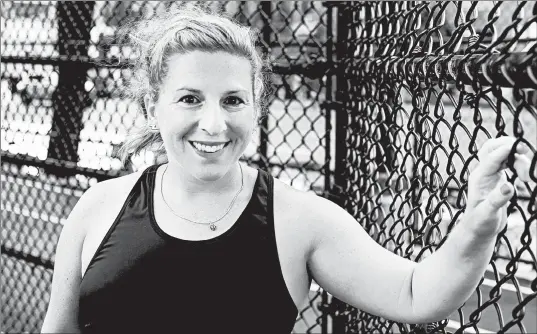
[483,182,514,211]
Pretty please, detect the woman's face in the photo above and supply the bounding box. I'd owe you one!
[147,51,256,181]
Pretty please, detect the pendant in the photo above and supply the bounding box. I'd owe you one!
[210,224,217,231]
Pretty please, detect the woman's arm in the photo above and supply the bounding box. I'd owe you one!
[307,137,531,324]
[407,211,497,322]
[410,137,531,320]
[307,197,421,323]
[41,182,108,333]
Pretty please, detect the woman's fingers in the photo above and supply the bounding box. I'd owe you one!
[478,137,517,160]
[478,141,531,181]
[514,153,531,182]
[479,144,513,175]
[484,182,514,211]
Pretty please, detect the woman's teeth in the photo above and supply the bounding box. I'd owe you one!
[191,142,226,153]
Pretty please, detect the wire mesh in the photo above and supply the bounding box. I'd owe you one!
[333,1,537,333]
[1,1,332,333]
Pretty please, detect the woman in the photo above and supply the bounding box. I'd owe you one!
[41,6,531,334]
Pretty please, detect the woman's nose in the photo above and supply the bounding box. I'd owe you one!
[198,105,228,136]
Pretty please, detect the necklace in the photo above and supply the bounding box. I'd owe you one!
[160,163,244,231]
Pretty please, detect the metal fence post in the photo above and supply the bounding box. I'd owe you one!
[320,3,336,333]
[46,1,95,165]
[331,3,353,333]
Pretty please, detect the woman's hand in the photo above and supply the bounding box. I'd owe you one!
[465,136,532,238]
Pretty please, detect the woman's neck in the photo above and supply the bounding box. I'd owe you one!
[161,162,243,198]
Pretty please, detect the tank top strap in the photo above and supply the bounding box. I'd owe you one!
[81,164,164,280]
[242,168,273,228]
[124,163,162,218]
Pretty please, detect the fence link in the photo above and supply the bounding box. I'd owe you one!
[1,1,333,333]
[332,1,537,333]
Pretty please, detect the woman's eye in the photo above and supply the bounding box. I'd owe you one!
[224,96,245,106]
[178,95,200,104]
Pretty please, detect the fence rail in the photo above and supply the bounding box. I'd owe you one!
[1,1,536,334]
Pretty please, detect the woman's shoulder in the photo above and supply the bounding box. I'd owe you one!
[272,176,337,217]
[72,167,149,233]
[85,166,151,215]
[271,176,346,260]
[87,165,153,201]
[98,166,148,191]
[272,175,350,236]
[78,166,153,275]
[54,169,146,263]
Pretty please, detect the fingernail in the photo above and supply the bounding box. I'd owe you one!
[501,184,511,195]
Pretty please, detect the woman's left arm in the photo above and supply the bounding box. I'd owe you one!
[307,136,532,323]
[410,136,531,319]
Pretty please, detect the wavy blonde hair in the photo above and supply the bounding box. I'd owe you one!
[115,5,270,167]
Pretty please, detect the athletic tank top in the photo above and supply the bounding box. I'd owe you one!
[78,164,299,333]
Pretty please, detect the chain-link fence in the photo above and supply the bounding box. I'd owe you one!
[330,1,537,333]
[1,1,334,333]
[2,1,536,334]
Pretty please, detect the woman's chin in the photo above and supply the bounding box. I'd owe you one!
[168,151,238,182]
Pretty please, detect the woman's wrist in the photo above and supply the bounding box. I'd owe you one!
[452,212,499,258]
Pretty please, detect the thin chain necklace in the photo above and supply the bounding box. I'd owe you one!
[160,163,244,231]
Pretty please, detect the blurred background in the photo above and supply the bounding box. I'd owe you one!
[1,1,536,333]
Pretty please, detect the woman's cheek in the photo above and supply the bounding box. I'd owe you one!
[236,119,255,143]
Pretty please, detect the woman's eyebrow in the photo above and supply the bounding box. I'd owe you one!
[226,90,249,95]
[175,87,202,93]
[175,87,249,95]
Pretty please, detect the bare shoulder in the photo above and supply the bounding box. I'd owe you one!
[80,167,150,275]
[273,178,317,212]
[82,169,144,216]
[82,167,149,227]
[272,177,350,245]
[272,177,340,222]
[272,178,341,248]
[96,168,145,192]
[64,169,144,237]
[42,168,149,332]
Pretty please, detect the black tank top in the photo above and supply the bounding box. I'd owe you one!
[78,164,299,333]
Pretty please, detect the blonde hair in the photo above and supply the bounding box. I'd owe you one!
[116,5,270,167]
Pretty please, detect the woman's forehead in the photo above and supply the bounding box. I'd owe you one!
[163,51,253,91]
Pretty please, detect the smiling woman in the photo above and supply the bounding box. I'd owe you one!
[115,7,269,169]
[144,51,255,181]
[40,4,533,334]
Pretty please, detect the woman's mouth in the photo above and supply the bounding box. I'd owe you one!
[189,141,230,153]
